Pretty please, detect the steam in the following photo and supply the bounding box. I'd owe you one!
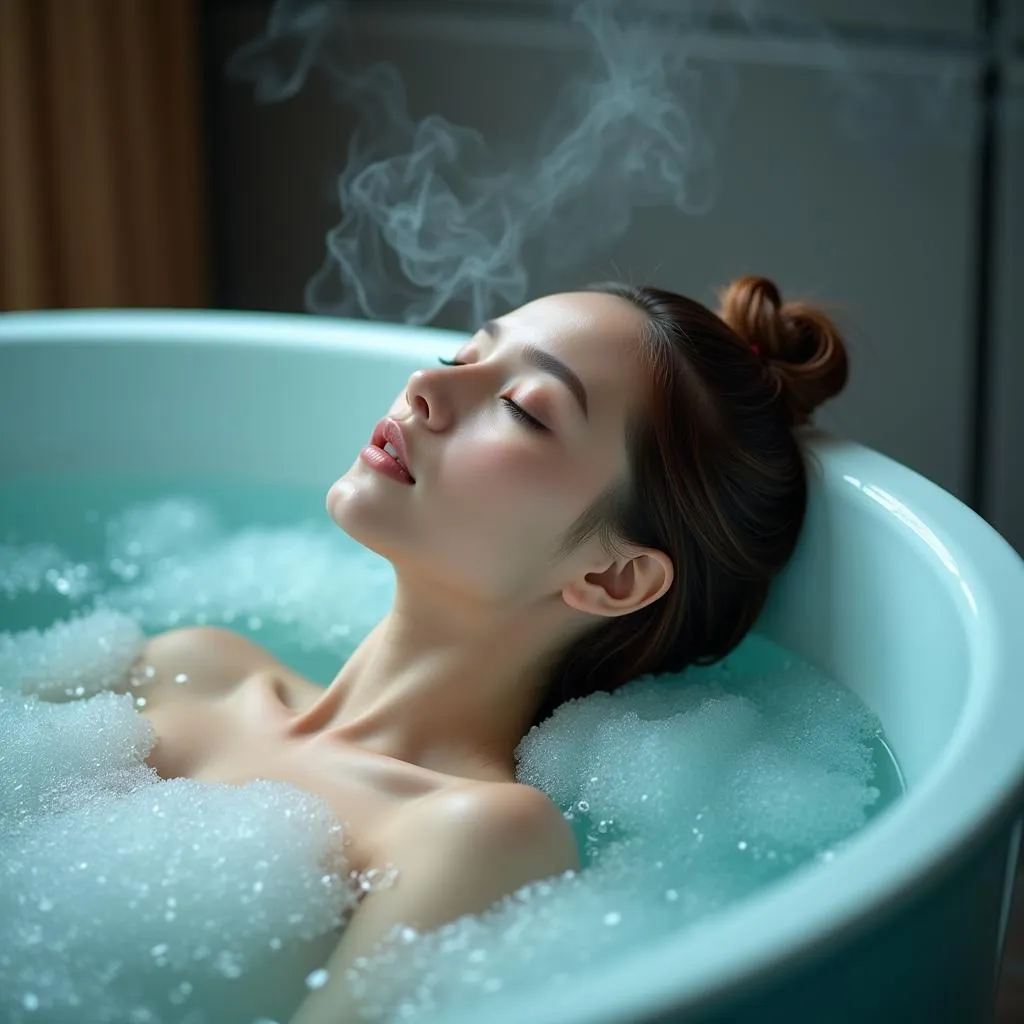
[228,0,735,326]
[229,0,978,326]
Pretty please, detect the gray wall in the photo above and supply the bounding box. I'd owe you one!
[982,0,1023,552]
[205,0,1022,549]
[985,49,1024,553]
[1011,0,1024,39]
[706,0,978,33]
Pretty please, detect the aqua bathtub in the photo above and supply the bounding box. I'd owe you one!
[2,308,1024,1024]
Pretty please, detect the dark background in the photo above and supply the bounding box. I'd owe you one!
[200,0,1024,554]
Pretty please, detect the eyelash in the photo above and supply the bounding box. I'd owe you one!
[436,357,548,432]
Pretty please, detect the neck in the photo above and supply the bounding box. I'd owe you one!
[296,578,576,780]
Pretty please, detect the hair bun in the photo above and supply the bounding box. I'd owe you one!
[717,275,849,427]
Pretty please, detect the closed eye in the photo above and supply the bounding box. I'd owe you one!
[437,357,549,432]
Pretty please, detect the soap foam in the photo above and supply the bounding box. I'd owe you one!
[96,500,393,658]
[0,541,98,602]
[0,609,145,701]
[0,602,359,1024]
[343,669,881,1022]
[1,494,885,1023]
[0,686,357,1024]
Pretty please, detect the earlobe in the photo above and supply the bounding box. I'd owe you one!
[561,548,673,618]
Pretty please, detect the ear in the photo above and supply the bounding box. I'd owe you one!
[561,546,674,618]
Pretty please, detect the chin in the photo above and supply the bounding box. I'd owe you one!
[325,472,399,559]
[325,472,359,531]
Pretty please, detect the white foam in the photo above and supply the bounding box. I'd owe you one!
[0,688,156,832]
[0,690,357,1024]
[96,500,393,656]
[0,610,144,700]
[346,665,882,1021]
[0,494,888,1023]
[0,541,97,601]
[105,497,220,566]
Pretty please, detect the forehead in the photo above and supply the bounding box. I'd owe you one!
[497,291,648,409]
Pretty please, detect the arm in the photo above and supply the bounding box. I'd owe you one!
[289,783,579,1024]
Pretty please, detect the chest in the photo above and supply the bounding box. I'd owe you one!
[137,668,434,874]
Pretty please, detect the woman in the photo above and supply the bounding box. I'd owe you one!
[132,275,849,1022]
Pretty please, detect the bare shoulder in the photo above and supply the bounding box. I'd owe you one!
[436,781,575,850]
[289,782,578,1024]
[386,780,579,891]
[135,626,284,696]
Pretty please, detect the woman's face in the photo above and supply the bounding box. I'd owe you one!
[326,291,649,607]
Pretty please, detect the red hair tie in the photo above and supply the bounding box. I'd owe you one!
[750,342,762,358]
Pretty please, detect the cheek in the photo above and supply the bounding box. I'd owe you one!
[453,439,565,505]
[444,442,586,566]
[434,445,572,593]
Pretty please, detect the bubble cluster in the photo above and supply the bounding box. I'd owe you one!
[0,609,144,701]
[343,662,882,1021]
[0,541,98,601]
[94,499,392,660]
[0,688,357,1024]
[0,491,889,1023]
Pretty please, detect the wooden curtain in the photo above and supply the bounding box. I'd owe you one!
[0,0,208,310]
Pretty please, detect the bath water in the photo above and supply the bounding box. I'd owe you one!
[0,474,903,1024]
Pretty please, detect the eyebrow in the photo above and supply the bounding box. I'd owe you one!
[480,319,588,420]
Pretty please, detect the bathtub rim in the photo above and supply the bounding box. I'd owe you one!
[2,306,1024,1024]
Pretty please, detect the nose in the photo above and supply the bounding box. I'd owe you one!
[404,368,430,419]
[404,366,453,430]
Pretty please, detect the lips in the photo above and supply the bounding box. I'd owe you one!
[370,417,415,482]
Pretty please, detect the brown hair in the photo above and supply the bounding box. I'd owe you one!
[533,275,849,724]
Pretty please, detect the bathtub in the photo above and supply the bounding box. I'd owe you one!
[1,308,1023,1024]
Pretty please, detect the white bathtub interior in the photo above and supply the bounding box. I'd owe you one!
[2,310,1024,1024]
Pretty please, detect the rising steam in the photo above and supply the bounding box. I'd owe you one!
[228,0,735,326]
